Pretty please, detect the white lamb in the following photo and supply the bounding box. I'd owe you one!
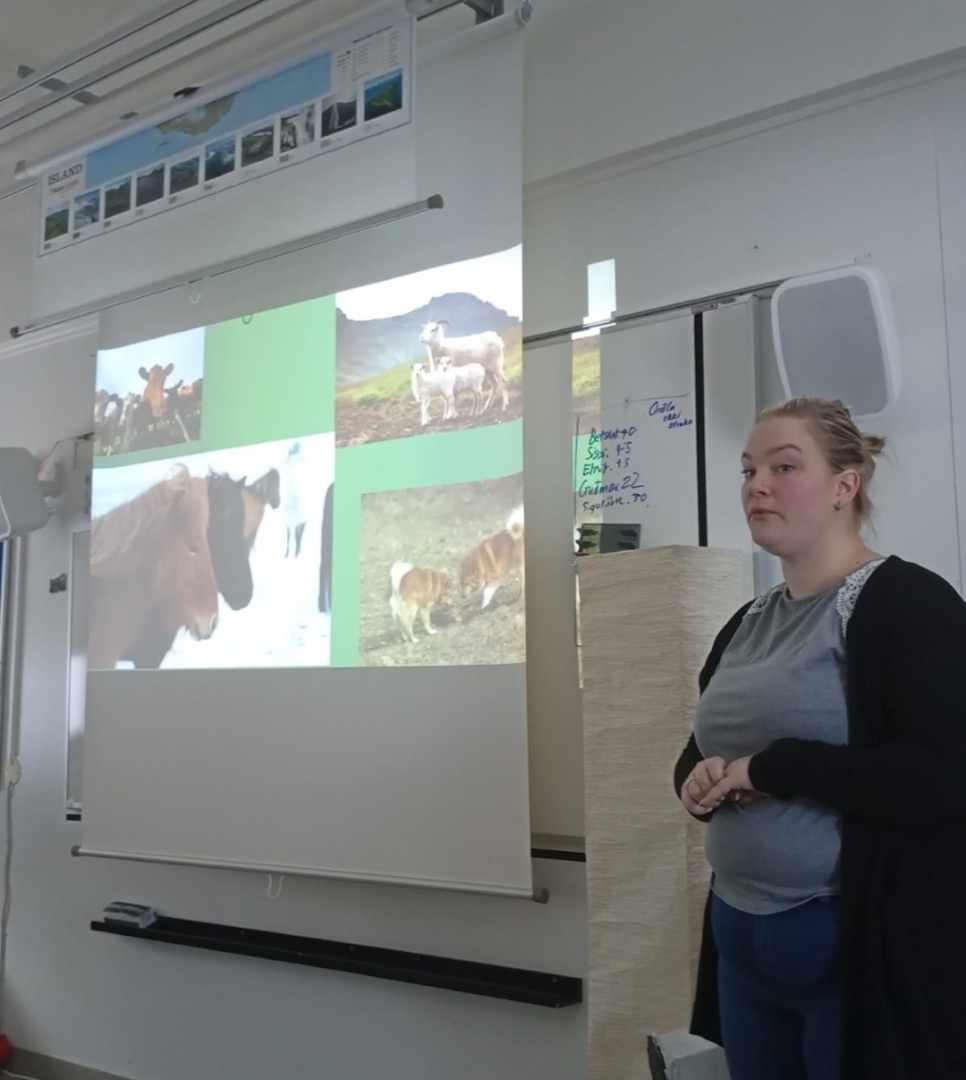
[438,357,486,416]
[410,362,456,426]
[418,319,508,411]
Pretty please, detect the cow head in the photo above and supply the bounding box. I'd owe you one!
[138,362,175,418]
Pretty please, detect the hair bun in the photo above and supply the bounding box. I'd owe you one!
[862,432,887,458]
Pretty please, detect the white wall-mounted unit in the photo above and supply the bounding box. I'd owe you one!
[771,265,901,418]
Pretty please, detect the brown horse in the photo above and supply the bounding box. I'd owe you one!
[88,468,220,670]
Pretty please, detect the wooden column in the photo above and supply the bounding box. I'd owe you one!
[578,545,744,1078]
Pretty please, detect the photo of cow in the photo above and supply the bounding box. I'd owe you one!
[89,433,334,671]
[94,327,205,456]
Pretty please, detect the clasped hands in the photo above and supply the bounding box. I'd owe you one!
[681,756,766,816]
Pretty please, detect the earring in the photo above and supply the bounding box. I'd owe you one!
[834,501,842,511]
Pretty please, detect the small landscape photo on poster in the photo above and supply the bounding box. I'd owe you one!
[241,123,275,167]
[44,206,70,243]
[170,157,201,195]
[73,190,100,229]
[205,136,237,181]
[281,103,316,152]
[321,88,357,137]
[364,70,403,122]
[136,165,165,207]
[104,178,132,219]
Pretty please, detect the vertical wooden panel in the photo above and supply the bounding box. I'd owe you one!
[578,546,743,1077]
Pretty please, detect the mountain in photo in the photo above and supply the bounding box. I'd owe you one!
[336,292,519,385]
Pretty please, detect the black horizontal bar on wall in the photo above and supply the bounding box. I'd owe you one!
[531,847,586,863]
[91,916,583,1009]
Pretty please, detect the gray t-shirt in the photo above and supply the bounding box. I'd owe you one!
[693,561,882,915]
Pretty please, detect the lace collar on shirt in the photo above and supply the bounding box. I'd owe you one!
[744,558,886,637]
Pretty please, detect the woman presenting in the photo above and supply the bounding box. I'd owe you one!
[674,397,966,1080]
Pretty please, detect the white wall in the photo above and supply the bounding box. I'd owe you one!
[1,2,966,1079]
[524,76,962,590]
[524,0,966,183]
[0,194,32,344]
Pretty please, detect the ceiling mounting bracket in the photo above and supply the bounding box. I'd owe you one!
[404,0,506,22]
[16,65,100,107]
[464,0,505,23]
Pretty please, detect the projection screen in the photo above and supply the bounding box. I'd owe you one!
[78,23,532,898]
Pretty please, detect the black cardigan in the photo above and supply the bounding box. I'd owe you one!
[674,556,966,1080]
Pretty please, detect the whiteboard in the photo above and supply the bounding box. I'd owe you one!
[574,313,699,547]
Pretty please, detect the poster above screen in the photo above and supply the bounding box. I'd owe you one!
[38,15,412,256]
[31,9,416,321]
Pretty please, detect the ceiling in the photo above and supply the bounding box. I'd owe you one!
[0,0,166,84]
[0,0,475,183]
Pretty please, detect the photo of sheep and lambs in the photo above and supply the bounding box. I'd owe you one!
[334,247,523,447]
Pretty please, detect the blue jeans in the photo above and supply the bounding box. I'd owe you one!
[711,892,844,1080]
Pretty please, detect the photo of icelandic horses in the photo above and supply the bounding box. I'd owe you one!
[88,433,334,670]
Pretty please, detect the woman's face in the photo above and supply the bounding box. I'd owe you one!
[741,417,852,558]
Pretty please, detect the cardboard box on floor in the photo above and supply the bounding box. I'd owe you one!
[648,1031,731,1080]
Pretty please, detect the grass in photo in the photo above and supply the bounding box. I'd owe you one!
[335,246,523,447]
[360,474,524,667]
[44,207,69,241]
[572,333,601,415]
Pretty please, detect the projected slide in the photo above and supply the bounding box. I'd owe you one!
[89,245,523,671]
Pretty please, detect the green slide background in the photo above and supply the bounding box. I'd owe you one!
[94,295,336,470]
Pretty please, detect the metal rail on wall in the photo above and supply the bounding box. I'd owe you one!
[0,539,26,786]
[9,195,445,339]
